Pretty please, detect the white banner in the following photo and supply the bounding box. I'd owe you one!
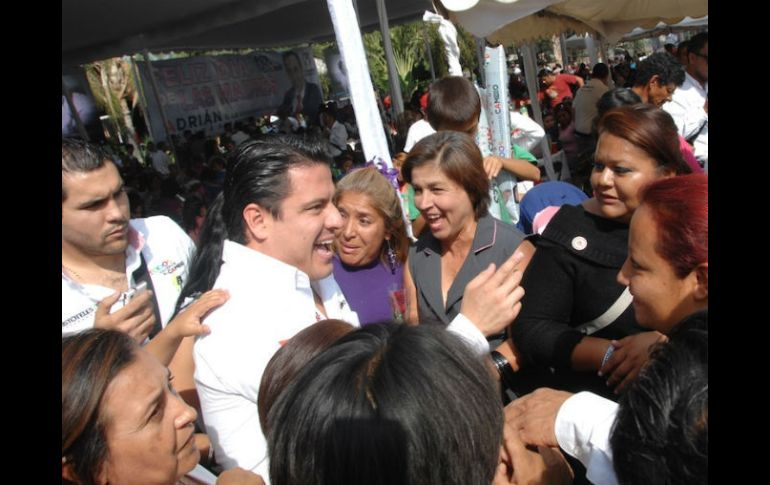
[138,48,320,141]
[481,45,521,225]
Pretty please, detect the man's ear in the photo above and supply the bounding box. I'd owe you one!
[693,262,708,301]
[648,74,661,89]
[243,203,272,243]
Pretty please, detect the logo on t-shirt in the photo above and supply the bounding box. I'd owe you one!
[62,305,96,328]
[152,260,185,276]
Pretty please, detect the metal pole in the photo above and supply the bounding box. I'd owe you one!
[423,24,436,81]
[598,37,609,64]
[375,0,404,116]
[62,76,90,141]
[142,50,179,164]
[475,37,485,85]
[585,35,599,67]
[130,55,152,163]
[559,33,569,69]
[521,43,556,181]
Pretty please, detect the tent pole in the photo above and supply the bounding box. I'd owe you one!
[62,76,90,141]
[585,35,599,68]
[375,0,404,116]
[423,24,436,81]
[598,36,609,64]
[475,37,485,85]
[327,0,392,165]
[130,56,151,163]
[521,42,556,181]
[142,50,179,164]
[328,0,414,237]
[559,33,569,68]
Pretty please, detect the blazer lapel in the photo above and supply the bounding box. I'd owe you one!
[445,216,498,311]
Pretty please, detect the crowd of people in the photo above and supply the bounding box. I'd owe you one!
[62,32,707,485]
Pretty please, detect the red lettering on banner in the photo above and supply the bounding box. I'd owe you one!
[213,61,230,80]
[192,86,215,107]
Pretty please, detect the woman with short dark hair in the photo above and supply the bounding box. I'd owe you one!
[402,131,528,350]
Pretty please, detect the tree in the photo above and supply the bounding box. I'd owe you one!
[363,20,480,105]
[85,58,144,161]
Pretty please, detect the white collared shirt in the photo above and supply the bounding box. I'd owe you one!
[194,240,359,479]
[62,216,194,335]
[663,72,708,162]
[556,391,620,485]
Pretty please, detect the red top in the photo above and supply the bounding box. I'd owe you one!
[542,73,582,108]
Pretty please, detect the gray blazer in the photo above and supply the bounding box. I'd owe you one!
[408,214,525,327]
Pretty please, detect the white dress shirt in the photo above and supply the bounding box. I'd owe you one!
[556,391,620,485]
[663,72,708,163]
[194,240,359,480]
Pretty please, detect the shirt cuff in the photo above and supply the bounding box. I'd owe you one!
[447,313,489,355]
[555,391,619,485]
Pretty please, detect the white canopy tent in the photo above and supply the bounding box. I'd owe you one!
[62,0,434,67]
[63,0,442,166]
[443,0,707,45]
[440,0,707,180]
[620,15,708,42]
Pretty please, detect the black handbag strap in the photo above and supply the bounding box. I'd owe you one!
[686,118,708,145]
[133,252,163,339]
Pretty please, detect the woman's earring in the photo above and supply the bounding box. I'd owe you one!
[386,239,397,275]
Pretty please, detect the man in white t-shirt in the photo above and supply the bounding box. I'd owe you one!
[663,32,708,167]
[148,141,172,176]
[319,104,349,157]
[62,139,195,340]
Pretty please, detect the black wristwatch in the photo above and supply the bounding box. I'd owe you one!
[490,350,518,395]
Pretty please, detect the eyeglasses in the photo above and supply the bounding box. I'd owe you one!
[691,52,708,64]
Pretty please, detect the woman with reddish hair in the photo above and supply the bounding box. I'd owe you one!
[617,173,708,334]
[502,175,708,485]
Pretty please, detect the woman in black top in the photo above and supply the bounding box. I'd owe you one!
[510,105,691,399]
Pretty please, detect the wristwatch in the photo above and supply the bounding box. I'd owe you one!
[490,350,518,394]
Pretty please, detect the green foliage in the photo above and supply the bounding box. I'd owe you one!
[363,30,389,94]
[361,20,481,104]
[456,25,480,76]
[393,47,418,97]
[84,58,136,132]
[312,42,335,98]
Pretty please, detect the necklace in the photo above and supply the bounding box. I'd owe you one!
[62,264,84,281]
[63,262,128,291]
